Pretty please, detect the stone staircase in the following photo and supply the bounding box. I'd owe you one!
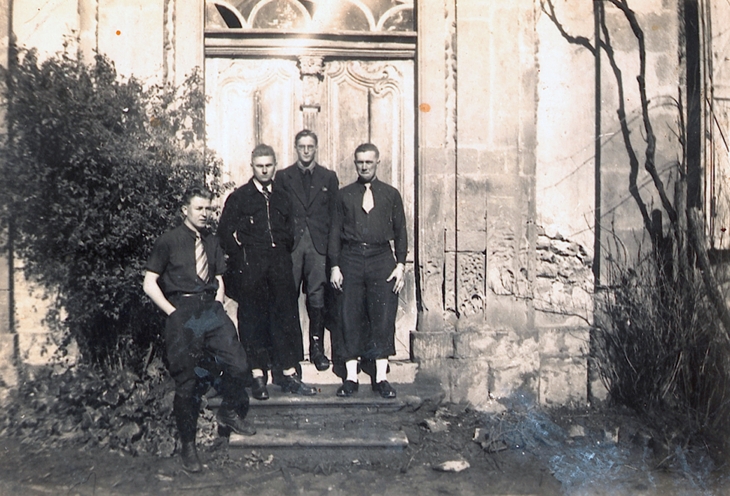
[210,361,441,452]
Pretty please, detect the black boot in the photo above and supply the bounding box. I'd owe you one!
[180,441,202,472]
[174,394,202,471]
[309,306,330,371]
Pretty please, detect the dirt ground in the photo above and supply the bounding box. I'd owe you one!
[0,398,727,496]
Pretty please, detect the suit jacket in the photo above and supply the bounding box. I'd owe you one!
[276,162,339,255]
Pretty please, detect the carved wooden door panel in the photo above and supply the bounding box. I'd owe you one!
[205,57,415,360]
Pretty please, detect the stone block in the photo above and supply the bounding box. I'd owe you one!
[488,365,539,405]
[0,290,9,334]
[0,254,8,290]
[444,229,486,252]
[0,333,17,389]
[410,332,454,361]
[456,177,488,230]
[539,327,590,357]
[534,308,591,329]
[457,147,481,175]
[454,330,497,359]
[485,293,529,329]
[487,336,540,376]
[539,356,588,407]
[416,359,454,403]
[590,375,609,405]
[449,357,496,411]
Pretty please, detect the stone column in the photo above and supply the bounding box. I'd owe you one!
[78,0,98,64]
[0,0,17,400]
[173,0,204,88]
[298,56,324,133]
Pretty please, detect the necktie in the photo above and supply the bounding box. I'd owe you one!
[195,232,208,283]
[261,185,271,201]
[302,170,312,203]
[362,183,374,213]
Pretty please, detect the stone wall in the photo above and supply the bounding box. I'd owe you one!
[1,0,692,410]
[412,225,593,411]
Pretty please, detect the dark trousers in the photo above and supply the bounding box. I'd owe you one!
[165,294,250,443]
[234,246,304,372]
[333,245,398,364]
[291,226,327,310]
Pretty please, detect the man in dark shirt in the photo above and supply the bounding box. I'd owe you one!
[329,143,407,399]
[143,186,255,473]
[276,130,339,371]
[218,144,317,401]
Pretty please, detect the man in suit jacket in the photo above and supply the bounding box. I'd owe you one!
[276,130,339,371]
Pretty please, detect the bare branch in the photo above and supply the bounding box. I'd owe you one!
[608,0,678,224]
[540,0,596,55]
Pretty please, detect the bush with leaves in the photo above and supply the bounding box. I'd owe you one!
[0,358,222,456]
[0,47,227,370]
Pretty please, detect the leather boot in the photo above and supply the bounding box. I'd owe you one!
[308,306,330,371]
[180,441,202,472]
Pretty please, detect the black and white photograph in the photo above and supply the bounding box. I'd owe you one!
[0,0,728,494]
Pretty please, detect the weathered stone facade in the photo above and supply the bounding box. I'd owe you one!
[2,0,726,410]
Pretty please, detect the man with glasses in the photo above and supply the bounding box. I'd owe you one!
[277,130,339,372]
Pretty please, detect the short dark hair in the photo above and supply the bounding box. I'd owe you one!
[251,143,276,162]
[182,186,213,206]
[354,143,380,159]
[295,129,318,146]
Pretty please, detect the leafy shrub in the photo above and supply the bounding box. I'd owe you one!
[0,358,221,456]
[0,47,226,370]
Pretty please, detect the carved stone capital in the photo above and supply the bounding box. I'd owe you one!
[297,56,324,79]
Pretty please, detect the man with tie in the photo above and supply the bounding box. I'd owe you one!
[143,186,255,473]
[329,143,407,399]
[276,130,339,371]
[218,144,317,401]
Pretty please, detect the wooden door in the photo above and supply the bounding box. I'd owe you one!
[206,57,415,360]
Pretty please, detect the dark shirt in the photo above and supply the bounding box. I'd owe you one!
[218,179,294,261]
[328,177,407,267]
[145,223,225,296]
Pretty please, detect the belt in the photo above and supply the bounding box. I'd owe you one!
[168,291,216,301]
[343,241,389,248]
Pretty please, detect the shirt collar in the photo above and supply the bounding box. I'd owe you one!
[182,222,207,239]
[252,178,272,194]
[358,176,378,187]
[297,161,316,174]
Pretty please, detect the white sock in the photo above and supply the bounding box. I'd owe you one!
[282,367,296,377]
[345,360,359,382]
[375,359,388,383]
[252,368,265,378]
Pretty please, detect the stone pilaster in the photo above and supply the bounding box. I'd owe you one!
[297,55,324,133]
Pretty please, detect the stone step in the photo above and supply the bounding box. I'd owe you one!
[229,427,409,449]
[214,382,443,450]
[208,382,440,415]
[299,360,418,385]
